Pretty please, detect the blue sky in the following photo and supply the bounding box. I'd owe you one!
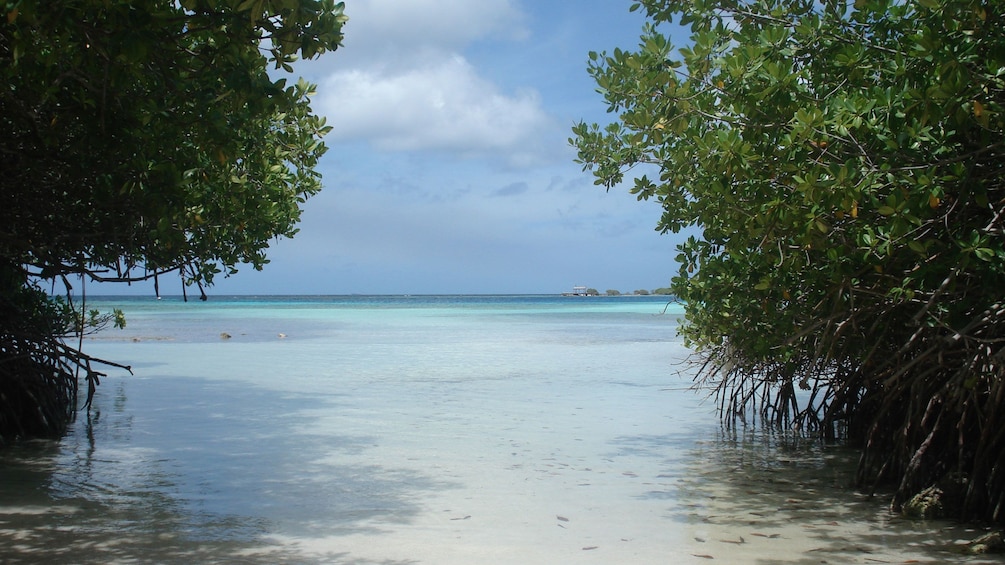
[115,0,689,295]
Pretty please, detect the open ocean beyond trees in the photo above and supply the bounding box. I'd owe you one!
[0,295,998,564]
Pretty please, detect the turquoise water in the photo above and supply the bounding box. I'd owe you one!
[0,296,995,563]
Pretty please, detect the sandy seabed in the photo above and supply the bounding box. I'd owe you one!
[4,299,1003,565]
[254,465,1003,565]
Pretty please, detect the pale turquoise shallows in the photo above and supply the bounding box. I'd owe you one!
[0,296,990,564]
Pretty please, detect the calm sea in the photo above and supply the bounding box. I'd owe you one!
[0,295,994,563]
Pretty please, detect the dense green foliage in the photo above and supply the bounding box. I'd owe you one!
[0,0,345,441]
[574,0,1005,520]
[2,0,344,288]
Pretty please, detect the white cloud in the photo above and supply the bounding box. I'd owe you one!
[295,0,563,166]
[315,54,556,164]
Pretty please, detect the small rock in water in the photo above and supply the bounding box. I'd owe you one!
[967,531,1005,555]
[902,486,944,519]
[220,332,232,339]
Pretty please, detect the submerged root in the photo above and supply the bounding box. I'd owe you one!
[694,322,1005,523]
[0,266,129,444]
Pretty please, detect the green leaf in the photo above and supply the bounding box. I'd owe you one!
[975,248,995,261]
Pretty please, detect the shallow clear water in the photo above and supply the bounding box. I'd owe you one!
[0,296,998,563]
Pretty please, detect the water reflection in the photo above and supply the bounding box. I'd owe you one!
[658,428,1000,564]
[3,385,1001,564]
[0,375,452,564]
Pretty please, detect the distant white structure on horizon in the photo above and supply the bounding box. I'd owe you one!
[562,286,591,296]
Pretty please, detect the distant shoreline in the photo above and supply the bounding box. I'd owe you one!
[82,293,677,299]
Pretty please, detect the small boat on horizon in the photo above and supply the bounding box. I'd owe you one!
[561,286,592,296]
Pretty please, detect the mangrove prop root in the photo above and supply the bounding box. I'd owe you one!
[693,301,1005,523]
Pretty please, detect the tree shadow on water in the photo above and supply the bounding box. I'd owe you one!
[0,375,454,565]
[619,429,1001,564]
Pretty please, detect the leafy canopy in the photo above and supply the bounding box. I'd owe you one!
[1,0,347,291]
[574,0,1005,521]
[0,0,345,441]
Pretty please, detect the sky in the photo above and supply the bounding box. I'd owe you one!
[112,0,689,296]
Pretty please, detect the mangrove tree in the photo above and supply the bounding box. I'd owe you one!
[573,0,1005,521]
[0,0,346,441]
